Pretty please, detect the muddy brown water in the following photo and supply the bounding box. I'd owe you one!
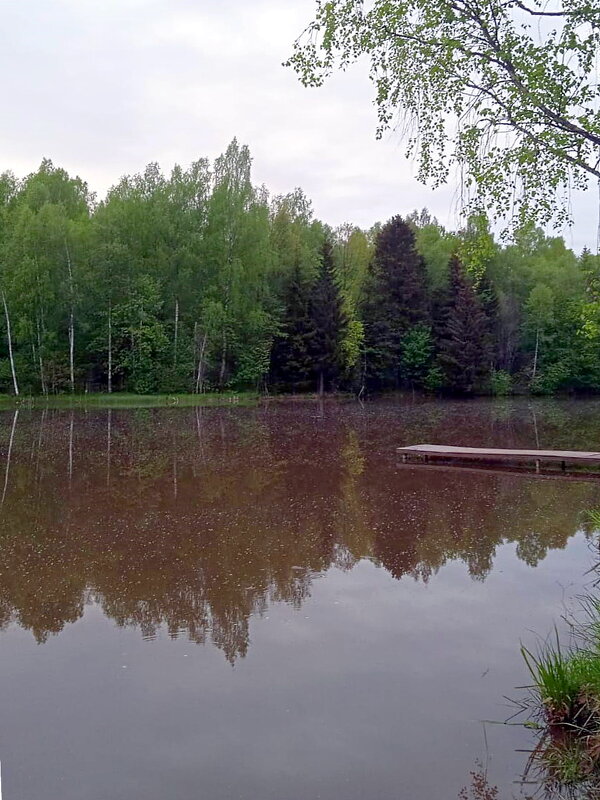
[1,398,600,800]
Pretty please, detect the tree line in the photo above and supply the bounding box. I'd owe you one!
[0,138,599,397]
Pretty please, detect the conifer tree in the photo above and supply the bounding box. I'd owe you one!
[438,255,491,394]
[309,237,347,394]
[362,215,429,389]
[269,264,316,392]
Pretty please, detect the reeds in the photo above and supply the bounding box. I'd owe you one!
[524,642,600,723]
[521,605,600,792]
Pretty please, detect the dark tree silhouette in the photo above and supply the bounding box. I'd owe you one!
[362,216,429,389]
[270,264,316,392]
[309,236,347,394]
[438,256,492,394]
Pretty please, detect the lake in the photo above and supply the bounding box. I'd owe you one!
[1,398,599,800]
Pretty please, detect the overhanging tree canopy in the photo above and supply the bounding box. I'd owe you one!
[287,0,600,228]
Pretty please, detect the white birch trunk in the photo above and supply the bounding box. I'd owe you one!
[36,317,46,395]
[1,290,19,396]
[69,310,75,392]
[532,327,540,381]
[174,297,179,368]
[65,243,75,393]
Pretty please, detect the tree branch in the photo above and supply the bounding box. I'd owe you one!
[454,3,600,148]
[464,79,600,179]
[508,0,565,17]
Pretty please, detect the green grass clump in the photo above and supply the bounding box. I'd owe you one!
[587,509,600,531]
[523,642,600,727]
[522,608,600,794]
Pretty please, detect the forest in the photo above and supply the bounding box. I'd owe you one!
[0,137,599,398]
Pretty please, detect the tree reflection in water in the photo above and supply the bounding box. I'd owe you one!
[1,399,599,664]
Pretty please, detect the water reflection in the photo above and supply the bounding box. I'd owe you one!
[1,408,18,505]
[1,399,599,662]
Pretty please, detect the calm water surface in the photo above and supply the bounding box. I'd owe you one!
[1,398,600,800]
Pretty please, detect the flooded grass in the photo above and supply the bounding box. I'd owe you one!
[0,391,259,410]
[0,391,361,410]
[532,734,600,795]
[523,641,600,725]
[522,591,600,792]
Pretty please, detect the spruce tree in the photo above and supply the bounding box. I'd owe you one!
[438,255,492,394]
[269,264,315,392]
[362,216,429,389]
[309,237,347,394]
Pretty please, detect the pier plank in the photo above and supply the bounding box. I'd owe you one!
[396,444,600,467]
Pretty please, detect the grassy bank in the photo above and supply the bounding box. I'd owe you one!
[0,390,366,411]
[0,392,261,410]
[522,593,600,792]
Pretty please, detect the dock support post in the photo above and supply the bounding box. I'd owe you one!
[561,460,566,471]
[535,459,540,473]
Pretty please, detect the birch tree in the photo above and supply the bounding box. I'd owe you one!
[202,140,275,389]
[289,0,600,228]
[0,172,19,395]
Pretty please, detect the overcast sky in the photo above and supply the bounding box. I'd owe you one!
[0,0,596,250]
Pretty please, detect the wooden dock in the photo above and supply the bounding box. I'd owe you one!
[396,444,600,473]
[395,460,600,482]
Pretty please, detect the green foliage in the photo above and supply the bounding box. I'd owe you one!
[535,733,599,789]
[521,595,600,794]
[269,264,316,392]
[489,369,512,396]
[310,236,348,392]
[586,510,600,530]
[232,309,279,389]
[523,642,600,718]
[530,361,572,395]
[111,276,169,394]
[0,146,599,398]
[424,363,445,393]
[340,318,364,375]
[334,223,371,307]
[288,0,600,230]
[412,217,458,291]
[401,325,434,388]
[438,256,492,394]
[362,216,429,389]
[458,215,497,286]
